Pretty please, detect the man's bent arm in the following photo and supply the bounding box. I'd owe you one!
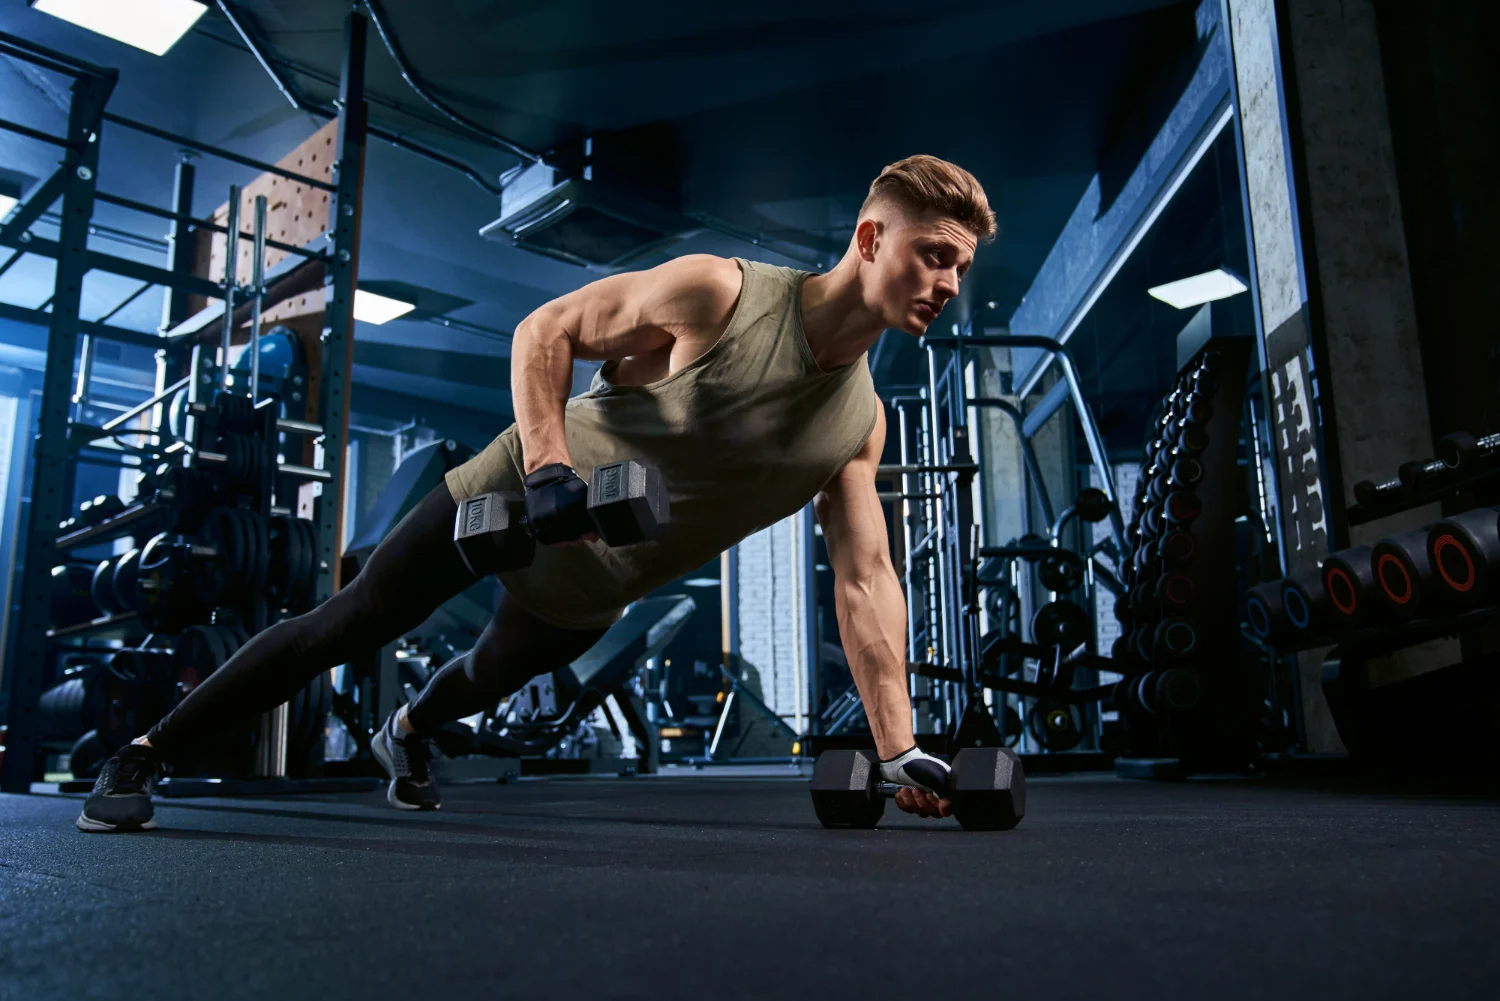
[510,254,740,474]
[813,404,916,759]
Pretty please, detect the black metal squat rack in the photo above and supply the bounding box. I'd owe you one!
[0,15,369,793]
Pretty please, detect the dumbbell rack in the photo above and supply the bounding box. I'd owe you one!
[847,329,1127,761]
[1246,445,1500,767]
[1111,337,1271,776]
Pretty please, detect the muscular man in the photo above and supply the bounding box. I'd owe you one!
[77,154,995,832]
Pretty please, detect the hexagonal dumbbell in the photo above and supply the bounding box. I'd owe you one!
[453,459,670,576]
[809,747,1026,831]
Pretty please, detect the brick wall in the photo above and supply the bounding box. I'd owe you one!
[734,512,807,729]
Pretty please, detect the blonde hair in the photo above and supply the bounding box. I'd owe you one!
[860,155,996,243]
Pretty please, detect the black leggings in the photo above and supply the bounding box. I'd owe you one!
[146,484,608,762]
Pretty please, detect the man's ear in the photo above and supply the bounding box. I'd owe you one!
[856,217,882,263]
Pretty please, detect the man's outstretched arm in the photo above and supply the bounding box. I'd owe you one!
[814,402,950,817]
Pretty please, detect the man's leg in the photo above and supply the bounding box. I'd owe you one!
[77,483,477,832]
[366,593,607,811]
[406,593,608,730]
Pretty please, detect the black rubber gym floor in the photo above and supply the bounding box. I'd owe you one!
[2,770,1497,1001]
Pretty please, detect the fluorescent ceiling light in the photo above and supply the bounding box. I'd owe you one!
[30,0,207,57]
[1147,268,1248,310]
[353,289,416,325]
[0,194,16,219]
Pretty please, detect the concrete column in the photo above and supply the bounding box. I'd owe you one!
[1226,0,1454,749]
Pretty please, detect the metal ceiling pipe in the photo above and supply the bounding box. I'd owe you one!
[214,0,504,196]
[362,0,544,165]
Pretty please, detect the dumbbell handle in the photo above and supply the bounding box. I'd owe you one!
[1439,432,1500,471]
[1353,476,1404,507]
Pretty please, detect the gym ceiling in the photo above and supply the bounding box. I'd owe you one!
[0,0,1205,414]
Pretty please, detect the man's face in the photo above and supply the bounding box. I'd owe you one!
[862,210,978,335]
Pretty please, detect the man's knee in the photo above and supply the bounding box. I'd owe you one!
[462,646,536,702]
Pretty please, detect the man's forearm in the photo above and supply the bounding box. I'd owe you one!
[834,569,915,759]
[510,313,577,475]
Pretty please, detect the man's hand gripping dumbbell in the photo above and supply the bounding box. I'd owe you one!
[882,746,954,819]
[453,459,670,575]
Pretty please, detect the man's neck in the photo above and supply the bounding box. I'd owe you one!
[800,258,887,371]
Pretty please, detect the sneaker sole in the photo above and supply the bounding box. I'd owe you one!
[75,813,157,833]
[371,727,439,812]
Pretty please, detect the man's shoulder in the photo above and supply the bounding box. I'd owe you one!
[655,253,743,288]
[642,254,744,323]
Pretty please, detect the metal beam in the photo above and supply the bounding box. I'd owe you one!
[0,117,79,150]
[1020,379,1071,439]
[314,8,368,600]
[1,68,115,794]
[0,167,67,245]
[0,300,161,348]
[0,228,228,301]
[102,112,336,192]
[0,30,114,80]
[95,190,328,262]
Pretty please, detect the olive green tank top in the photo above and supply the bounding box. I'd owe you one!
[445,258,879,629]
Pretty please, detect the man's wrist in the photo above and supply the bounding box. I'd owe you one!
[523,453,573,476]
[523,462,578,488]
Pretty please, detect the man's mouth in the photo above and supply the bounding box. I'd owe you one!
[915,301,941,319]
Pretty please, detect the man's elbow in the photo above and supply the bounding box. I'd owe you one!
[515,302,571,346]
[834,555,899,597]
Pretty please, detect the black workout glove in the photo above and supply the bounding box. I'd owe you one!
[880,746,951,796]
[523,463,596,545]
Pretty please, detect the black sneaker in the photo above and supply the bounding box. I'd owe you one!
[370,711,441,811]
[76,744,161,832]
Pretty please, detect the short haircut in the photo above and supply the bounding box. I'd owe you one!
[859,155,996,243]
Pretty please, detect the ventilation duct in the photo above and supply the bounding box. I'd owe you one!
[479,130,699,271]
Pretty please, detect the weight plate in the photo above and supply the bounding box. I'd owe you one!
[166,386,190,440]
[297,519,318,608]
[50,564,96,629]
[91,557,122,617]
[251,436,265,489]
[175,625,224,700]
[266,516,292,607]
[1038,552,1085,593]
[1027,699,1084,752]
[225,510,249,603]
[220,435,240,486]
[999,705,1023,748]
[112,548,141,613]
[232,509,257,603]
[238,435,254,486]
[193,508,232,606]
[134,534,177,630]
[207,624,231,660]
[211,508,239,605]
[298,522,319,606]
[1031,599,1089,650]
[238,510,263,597]
[284,517,306,610]
[1074,487,1112,524]
[252,512,271,595]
